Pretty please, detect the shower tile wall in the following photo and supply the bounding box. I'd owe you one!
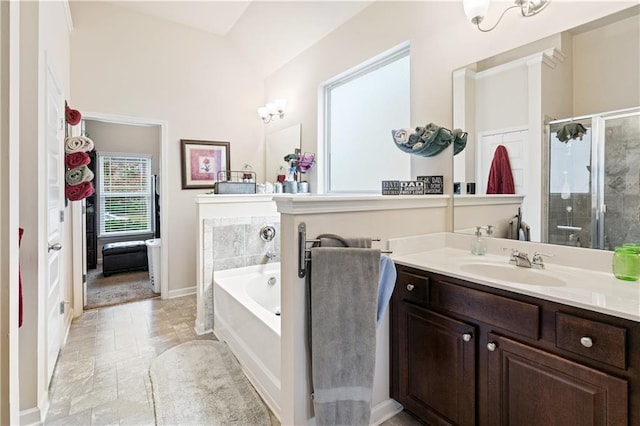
[202,215,280,332]
[603,116,640,247]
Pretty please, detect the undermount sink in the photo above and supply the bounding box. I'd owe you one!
[459,263,566,287]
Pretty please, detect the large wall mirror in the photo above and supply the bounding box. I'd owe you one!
[453,5,640,250]
[265,123,301,183]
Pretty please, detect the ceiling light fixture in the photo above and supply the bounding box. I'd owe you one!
[257,99,286,124]
[463,0,551,32]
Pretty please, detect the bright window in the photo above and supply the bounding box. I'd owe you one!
[324,44,411,193]
[98,154,152,237]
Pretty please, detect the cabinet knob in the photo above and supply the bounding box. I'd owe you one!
[580,336,593,348]
[406,283,415,291]
[462,333,472,342]
[487,342,497,352]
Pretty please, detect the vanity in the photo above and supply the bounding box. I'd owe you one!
[389,240,640,426]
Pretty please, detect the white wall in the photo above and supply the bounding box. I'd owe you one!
[69,2,264,294]
[0,1,21,423]
[573,13,640,116]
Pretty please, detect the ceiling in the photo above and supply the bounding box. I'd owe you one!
[105,1,374,76]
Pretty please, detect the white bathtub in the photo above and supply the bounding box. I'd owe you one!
[213,263,281,420]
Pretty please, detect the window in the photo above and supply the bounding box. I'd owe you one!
[98,154,152,237]
[324,43,411,193]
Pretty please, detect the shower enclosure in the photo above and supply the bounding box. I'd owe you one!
[547,107,640,249]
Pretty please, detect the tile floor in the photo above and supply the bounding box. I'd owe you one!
[45,295,422,426]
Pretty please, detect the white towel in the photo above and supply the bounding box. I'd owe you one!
[64,136,94,154]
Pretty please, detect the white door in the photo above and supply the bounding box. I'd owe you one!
[477,128,528,195]
[45,63,65,385]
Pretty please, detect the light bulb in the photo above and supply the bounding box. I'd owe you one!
[463,0,490,24]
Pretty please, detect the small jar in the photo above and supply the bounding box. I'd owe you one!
[612,246,640,281]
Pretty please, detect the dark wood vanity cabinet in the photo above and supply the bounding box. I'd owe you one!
[390,265,639,426]
[397,304,476,425]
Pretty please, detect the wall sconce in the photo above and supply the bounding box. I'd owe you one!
[257,99,286,123]
[463,0,550,32]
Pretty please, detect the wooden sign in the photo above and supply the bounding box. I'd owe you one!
[382,180,428,195]
[417,175,444,194]
[400,180,424,195]
[382,180,400,195]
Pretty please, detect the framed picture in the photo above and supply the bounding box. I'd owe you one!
[180,140,230,189]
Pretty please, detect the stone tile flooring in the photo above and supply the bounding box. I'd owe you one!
[45,295,422,425]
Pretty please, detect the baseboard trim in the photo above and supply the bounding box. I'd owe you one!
[20,406,42,426]
[370,398,403,425]
[167,286,196,299]
[305,398,403,425]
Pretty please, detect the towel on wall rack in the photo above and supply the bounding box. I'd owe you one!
[377,256,396,323]
[313,234,372,248]
[310,246,379,425]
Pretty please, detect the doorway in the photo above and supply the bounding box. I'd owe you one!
[71,113,168,313]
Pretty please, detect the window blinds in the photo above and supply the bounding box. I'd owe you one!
[98,154,152,237]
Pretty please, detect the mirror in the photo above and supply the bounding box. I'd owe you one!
[265,123,301,183]
[453,6,640,250]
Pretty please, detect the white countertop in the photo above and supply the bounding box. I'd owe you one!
[390,237,640,322]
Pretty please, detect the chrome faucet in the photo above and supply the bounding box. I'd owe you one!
[508,249,532,268]
[505,248,553,269]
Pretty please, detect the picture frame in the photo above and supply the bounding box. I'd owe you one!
[180,139,230,189]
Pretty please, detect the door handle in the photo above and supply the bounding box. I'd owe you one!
[48,243,62,252]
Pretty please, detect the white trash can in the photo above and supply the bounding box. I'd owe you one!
[145,238,161,293]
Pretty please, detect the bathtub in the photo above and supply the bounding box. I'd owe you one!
[213,262,281,420]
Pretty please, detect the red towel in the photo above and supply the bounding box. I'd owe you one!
[65,105,81,126]
[486,145,515,194]
[66,181,94,201]
[18,228,23,328]
[65,152,91,169]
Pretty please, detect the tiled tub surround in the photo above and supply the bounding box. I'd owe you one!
[201,215,280,333]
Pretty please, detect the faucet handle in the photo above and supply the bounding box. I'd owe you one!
[501,247,520,264]
[532,251,553,268]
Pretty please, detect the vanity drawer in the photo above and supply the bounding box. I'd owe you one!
[556,312,627,369]
[435,281,540,339]
[396,271,429,305]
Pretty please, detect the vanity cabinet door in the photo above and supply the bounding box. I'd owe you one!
[486,333,628,426]
[397,303,476,426]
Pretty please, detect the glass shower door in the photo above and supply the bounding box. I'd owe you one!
[596,109,640,249]
[548,120,593,247]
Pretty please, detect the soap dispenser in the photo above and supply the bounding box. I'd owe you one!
[471,226,487,256]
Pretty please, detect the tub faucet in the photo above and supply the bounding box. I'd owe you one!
[265,250,277,261]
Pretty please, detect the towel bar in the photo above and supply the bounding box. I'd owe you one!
[297,222,391,278]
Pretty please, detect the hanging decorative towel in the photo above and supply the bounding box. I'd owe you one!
[486,145,515,194]
[65,180,95,201]
[65,151,91,169]
[65,164,94,186]
[65,104,82,126]
[64,135,94,154]
[18,227,24,328]
[392,123,467,157]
